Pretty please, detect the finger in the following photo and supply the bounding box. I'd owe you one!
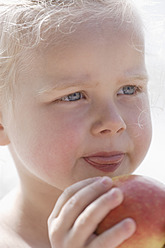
[49,177,102,219]
[48,177,113,233]
[68,188,124,247]
[89,218,136,248]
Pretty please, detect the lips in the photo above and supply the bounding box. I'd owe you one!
[83,152,125,172]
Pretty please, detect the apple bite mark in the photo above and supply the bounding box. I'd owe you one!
[96,175,165,248]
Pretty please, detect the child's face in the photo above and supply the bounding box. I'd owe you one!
[5,20,152,190]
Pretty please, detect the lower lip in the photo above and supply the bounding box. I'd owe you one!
[84,154,124,173]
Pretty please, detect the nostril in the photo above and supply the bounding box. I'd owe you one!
[117,127,125,133]
[100,129,111,134]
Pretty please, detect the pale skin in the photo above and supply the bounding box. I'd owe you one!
[0,18,152,248]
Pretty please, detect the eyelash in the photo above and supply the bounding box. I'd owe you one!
[56,85,142,103]
[58,92,86,102]
[117,85,142,96]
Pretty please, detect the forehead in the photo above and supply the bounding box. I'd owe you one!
[15,0,144,69]
[39,16,144,65]
[18,17,145,83]
[19,15,144,72]
[38,13,144,57]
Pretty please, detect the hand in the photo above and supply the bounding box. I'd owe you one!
[48,177,136,248]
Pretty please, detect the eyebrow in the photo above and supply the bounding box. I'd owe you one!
[36,78,97,96]
[124,74,149,83]
[36,73,148,97]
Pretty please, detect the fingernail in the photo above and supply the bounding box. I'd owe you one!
[100,177,112,187]
[109,188,123,203]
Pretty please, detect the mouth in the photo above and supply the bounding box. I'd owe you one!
[83,152,125,173]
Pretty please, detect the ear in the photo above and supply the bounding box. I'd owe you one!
[0,122,10,146]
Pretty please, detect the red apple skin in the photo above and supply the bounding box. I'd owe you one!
[96,174,165,248]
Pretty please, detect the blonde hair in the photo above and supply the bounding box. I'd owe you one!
[0,0,143,107]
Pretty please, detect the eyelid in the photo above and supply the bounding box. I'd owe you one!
[117,85,142,95]
[55,91,87,103]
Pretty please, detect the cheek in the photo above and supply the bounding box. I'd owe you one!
[126,98,152,166]
[130,109,152,138]
[125,95,152,137]
[8,105,87,187]
[21,113,86,181]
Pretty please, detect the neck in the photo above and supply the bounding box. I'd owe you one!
[7,146,63,247]
[11,175,62,247]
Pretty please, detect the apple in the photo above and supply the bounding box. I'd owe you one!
[96,174,165,248]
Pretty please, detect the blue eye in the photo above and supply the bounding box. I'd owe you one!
[61,92,84,102]
[118,85,139,95]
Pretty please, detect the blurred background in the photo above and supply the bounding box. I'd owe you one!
[0,0,165,199]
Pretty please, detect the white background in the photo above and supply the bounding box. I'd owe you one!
[0,0,165,199]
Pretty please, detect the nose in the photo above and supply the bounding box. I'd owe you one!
[90,102,126,136]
